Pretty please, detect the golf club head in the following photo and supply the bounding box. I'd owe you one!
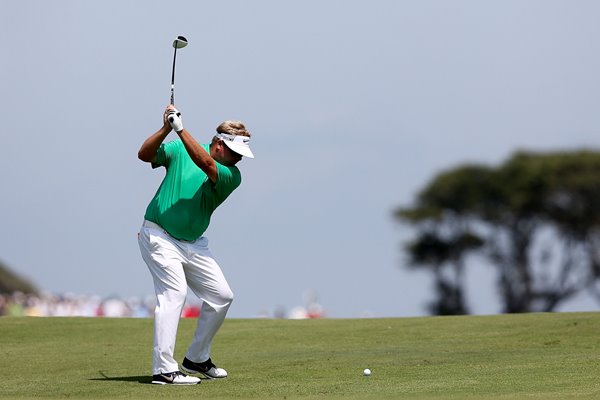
[172,36,188,49]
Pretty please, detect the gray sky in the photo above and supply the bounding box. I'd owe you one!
[2,0,600,317]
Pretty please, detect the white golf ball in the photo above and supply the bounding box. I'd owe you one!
[363,368,371,376]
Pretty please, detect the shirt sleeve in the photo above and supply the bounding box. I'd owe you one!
[214,162,242,194]
[151,140,180,169]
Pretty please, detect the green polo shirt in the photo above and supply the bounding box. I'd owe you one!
[144,139,241,241]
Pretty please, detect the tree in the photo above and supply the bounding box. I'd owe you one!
[0,260,37,294]
[395,150,600,315]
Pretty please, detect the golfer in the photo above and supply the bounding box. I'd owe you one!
[137,105,254,385]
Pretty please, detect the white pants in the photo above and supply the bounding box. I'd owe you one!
[138,220,233,375]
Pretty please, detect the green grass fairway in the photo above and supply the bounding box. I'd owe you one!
[1,313,599,399]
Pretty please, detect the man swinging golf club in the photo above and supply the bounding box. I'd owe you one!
[137,37,255,385]
[138,106,254,385]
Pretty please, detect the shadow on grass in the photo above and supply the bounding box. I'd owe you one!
[90,371,152,384]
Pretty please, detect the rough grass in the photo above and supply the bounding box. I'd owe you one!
[1,312,599,399]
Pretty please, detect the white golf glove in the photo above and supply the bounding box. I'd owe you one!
[167,109,183,133]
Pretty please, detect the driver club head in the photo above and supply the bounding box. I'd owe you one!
[172,36,188,49]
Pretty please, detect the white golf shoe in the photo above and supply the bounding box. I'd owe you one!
[181,357,228,379]
[151,371,200,385]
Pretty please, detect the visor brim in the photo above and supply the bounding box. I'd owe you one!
[223,141,254,158]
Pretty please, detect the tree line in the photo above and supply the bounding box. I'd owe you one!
[395,150,600,315]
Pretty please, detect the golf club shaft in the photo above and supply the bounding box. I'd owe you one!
[170,47,178,105]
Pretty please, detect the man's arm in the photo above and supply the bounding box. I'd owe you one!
[176,128,218,183]
[164,105,218,183]
[138,109,172,163]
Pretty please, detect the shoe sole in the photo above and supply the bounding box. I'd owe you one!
[151,380,199,385]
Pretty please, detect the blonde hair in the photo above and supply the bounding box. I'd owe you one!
[216,121,251,137]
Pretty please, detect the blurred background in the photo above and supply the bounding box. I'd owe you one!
[1,0,600,318]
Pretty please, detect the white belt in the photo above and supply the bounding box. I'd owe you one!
[143,220,196,242]
[143,220,164,231]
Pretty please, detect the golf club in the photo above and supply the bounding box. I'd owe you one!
[170,35,188,105]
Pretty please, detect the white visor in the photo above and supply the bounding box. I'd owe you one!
[217,133,254,159]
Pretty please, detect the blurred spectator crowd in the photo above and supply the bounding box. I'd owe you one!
[1,290,326,319]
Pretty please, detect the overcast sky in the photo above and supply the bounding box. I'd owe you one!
[2,0,600,317]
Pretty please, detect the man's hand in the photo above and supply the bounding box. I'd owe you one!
[167,107,184,133]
